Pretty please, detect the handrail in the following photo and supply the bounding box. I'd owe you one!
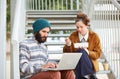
[111,0,120,10]
[90,0,120,78]
[26,0,81,11]
[11,0,26,79]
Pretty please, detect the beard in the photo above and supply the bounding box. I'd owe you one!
[35,32,47,43]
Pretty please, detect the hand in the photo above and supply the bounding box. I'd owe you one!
[41,62,57,68]
[65,37,71,45]
[83,48,89,55]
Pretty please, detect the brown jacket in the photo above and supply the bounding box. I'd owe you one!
[63,30,102,72]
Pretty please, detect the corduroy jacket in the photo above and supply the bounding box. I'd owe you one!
[63,30,102,72]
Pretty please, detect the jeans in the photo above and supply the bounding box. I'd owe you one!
[75,49,95,79]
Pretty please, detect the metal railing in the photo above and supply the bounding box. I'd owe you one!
[90,0,120,79]
[26,0,81,10]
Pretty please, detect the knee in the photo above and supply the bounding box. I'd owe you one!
[65,70,75,78]
[69,70,75,79]
[52,71,61,79]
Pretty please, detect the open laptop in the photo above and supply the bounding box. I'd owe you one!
[42,53,82,71]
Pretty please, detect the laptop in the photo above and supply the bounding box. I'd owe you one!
[41,53,82,71]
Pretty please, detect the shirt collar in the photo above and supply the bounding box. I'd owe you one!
[78,31,89,42]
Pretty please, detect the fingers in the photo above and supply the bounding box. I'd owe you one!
[42,62,57,68]
[47,62,56,68]
[65,37,71,45]
[65,37,69,42]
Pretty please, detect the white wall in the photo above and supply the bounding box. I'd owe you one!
[0,0,6,79]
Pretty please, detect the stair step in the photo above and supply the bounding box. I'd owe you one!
[27,20,75,24]
[25,34,70,38]
[97,70,111,74]
[26,24,76,27]
[26,10,80,15]
[96,74,109,79]
[27,14,76,18]
[26,26,76,31]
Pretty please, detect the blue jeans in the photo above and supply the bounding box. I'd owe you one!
[75,49,94,79]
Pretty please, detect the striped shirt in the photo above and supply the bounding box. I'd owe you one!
[19,37,48,79]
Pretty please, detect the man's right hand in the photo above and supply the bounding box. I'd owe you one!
[41,62,57,68]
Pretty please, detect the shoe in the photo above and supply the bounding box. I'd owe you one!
[79,76,88,79]
[82,77,88,79]
[90,74,98,79]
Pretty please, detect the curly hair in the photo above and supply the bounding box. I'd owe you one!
[75,12,90,26]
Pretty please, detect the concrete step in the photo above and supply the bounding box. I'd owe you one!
[96,74,109,79]
[97,70,111,74]
[26,24,76,27]
[25,33,70,38]
[27,14,76,19]
[26,26,76,31]
[27,20,75,24]
[26,10,77,36]
[26,10,80,15]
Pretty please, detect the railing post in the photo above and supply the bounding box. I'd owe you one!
[87,0,96,20]
[11,0,26,79]
[70,0,73,10]
[77,0,79,10]
[0,0,6,79]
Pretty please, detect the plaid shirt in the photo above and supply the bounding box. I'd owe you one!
[19,37,48,79]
